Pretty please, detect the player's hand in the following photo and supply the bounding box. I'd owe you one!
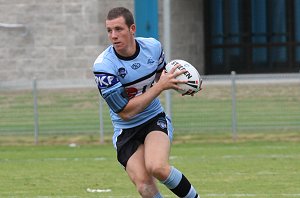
[157,65,187,91]
[181,79,203,96]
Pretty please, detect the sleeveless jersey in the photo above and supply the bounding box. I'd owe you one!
[93,37,166,136]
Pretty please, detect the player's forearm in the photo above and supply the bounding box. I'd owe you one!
[118,83,163,121]
[118,68,187,120]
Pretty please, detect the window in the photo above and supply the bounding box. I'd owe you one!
[204,0,300,74]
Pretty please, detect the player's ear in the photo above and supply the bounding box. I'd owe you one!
[130,24,136,35]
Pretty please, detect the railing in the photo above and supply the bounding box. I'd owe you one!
[0,73,299,144]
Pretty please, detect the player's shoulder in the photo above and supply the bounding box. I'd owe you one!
[93,46,121,91]
[136,37,161,49]
[93,46,114,66]
[93,46,116,73]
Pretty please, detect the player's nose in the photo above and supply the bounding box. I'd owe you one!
[111,30,118,39]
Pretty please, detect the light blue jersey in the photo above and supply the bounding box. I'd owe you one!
[93,37,168,146]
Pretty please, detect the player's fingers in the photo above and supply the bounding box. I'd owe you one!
[173,68,186,78]
[199,79,203,91]
[174,84,185,91]
[169,63,187,77]
[182,90,195,96]
[182,93,194,96]
[169,63,180,74]
[160,69,167,76]
[173,78,188,84]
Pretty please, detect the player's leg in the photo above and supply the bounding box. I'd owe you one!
[144,131,171,180]
[144,131,200,198]
[126,144,163,198]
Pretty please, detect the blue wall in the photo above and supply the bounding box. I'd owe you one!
[134,0,159,39]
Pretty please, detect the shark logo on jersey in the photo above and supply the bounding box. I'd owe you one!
[94,73,119,89]
[131,63,141,70]
[158,51,165,65]
[147,58,155,64]
[157,118,167,129]
[118,67,127,78]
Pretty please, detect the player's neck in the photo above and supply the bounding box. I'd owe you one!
[125,38,137,57]
[114,39,139,60]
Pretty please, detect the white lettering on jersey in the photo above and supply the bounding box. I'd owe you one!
[124,73,156,99]
[94,73,119,89]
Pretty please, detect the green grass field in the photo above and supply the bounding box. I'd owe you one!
[1,140,299,198]
[1,82,300,197]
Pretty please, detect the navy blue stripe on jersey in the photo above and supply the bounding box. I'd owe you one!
[114,40,140,60]
[123,69,157,87]
[94,71,116,75]
[159,50,164,60]
[158,50,165,66]
[157,62,166,73]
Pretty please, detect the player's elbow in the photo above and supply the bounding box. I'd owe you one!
[118,111,132,121]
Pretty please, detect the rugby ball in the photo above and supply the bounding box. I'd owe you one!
[165,59,202,95]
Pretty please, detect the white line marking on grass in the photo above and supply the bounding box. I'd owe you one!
[205,194,300,197]
[43,157,107,161]
[86,188,111,193]
[0,157,107,163]
[94,157,106,160]
[206,194,256,197]
[169,156,178,160]
[221,154,300,159]
[37,196,79,198]
[256,154,300,159]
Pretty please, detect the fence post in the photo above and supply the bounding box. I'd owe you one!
[165,90,172,118]
[32,79,39,145]
[231,71,237,141]
[163,0,172,119]
[99,98,104,144]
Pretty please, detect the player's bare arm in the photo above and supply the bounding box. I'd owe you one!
[118,65,187,120]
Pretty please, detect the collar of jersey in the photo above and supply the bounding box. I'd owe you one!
[113,39,140,61]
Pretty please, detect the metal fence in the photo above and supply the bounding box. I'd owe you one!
[0,73,299,144]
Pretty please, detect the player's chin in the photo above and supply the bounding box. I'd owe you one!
[113,43,123,50]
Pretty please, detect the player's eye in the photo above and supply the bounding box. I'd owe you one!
[115,27,123,32]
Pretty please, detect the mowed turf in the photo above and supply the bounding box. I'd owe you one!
[0,140,299,198]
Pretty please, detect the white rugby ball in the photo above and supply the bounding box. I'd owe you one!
[165,59,202,95]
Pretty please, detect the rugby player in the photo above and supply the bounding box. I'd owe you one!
[93,7,200,198]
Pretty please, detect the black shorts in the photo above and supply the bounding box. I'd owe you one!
[116,112,172,168]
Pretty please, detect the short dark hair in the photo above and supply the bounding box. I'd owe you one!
[107,7,135,28]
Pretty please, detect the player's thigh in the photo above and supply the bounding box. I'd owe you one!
[144,131,171,180]
[126,144,154,185]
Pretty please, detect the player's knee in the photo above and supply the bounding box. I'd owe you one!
[147,163,170,180]
[135,182,146,195]
[134,179,156,196]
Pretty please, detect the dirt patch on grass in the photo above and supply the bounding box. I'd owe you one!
[1,132,299,146]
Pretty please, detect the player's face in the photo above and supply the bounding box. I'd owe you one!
[106,16,136,57]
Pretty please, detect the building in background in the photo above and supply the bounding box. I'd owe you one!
[0,0,299,82]
[204,0,300,74]
[0,0,203,82]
